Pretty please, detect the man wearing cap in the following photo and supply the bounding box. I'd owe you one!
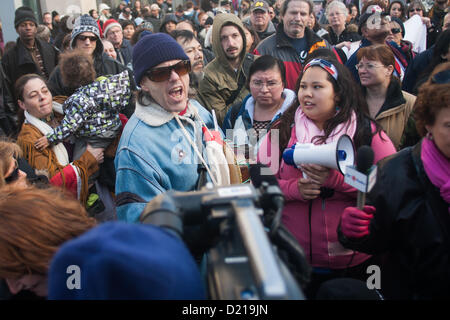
[219,0,233,13]
[198,13,255,126]
[142,5,162,32]
[115,33,232,223]
[48,14,131,99]
[99,3,111,24]
[2,6,59,95]
[118,5,133,21]
[103,19,133,68]
[254,0,331,90]
[345,2,395,82]
[113,1,128,20]
[244,0,276,40]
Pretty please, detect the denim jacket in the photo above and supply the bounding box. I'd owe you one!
[115,98,216,222]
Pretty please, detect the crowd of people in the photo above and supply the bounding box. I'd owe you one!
[0,0,448,300]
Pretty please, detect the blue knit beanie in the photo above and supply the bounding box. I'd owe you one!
[48,222,206,300]
[132,33,189,86]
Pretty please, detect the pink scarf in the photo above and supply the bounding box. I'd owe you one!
[421,138,450,214]
[294,107,357,144]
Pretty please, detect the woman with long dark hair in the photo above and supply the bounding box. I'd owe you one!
[15,74,103,204]
[258,57,396,298]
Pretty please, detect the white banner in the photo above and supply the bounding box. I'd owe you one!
[404,15,427,53]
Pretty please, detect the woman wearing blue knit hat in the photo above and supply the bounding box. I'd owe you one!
[115,33,240,223]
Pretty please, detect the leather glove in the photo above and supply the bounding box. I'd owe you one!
[341,206,375,238]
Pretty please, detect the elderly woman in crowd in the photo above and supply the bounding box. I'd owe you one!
[386,17,416,68]
[115,33,237,223]
[223,55,296,162]
[339,62,450,299]
[15,74,103,204]
[357,44,417,149]
[0,184,96,297]
[258,57,396,298]
[323,1,361,47]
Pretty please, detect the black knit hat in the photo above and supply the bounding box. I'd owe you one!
[14,6,38,28]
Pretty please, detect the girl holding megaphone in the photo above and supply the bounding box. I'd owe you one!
[257,57,396,299]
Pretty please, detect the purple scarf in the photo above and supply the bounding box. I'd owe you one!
[421,138,450,214]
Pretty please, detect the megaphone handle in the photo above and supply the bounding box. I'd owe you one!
[302,171,308,180]
[357,192,365,210]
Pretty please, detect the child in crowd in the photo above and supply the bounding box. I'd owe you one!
[35,49,131,161]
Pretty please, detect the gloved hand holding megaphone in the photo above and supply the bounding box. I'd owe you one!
[282,134,355,201]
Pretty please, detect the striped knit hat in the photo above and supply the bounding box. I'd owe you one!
[70,14,101,48]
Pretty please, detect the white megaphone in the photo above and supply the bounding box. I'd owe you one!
[282,134,355,175]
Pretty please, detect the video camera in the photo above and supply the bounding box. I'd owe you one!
[140,165,310,300]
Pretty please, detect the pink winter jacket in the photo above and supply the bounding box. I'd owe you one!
[258,124,396,269]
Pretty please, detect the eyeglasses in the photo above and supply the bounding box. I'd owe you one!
[328,12,343,17]
[409,8,422,12]
[391,28,402,34]
[77,35,98,42]
[250,80,282,89]
[4,158,19,184]
[145,60,191,82]
[355,63,384,71]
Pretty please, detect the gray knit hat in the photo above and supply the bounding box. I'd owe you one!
[70,14,101,48]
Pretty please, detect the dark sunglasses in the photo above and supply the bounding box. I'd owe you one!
[77,35,98,42]
[4,158,19,184]
[145,60,191,82]
[391,28,402,34]
[409,8,422,12]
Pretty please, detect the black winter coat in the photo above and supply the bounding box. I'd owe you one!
[1,37,59,94]
[339,140,450,299]
[48,52,136,118]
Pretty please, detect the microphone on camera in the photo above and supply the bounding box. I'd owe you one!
[344,146,377,209]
